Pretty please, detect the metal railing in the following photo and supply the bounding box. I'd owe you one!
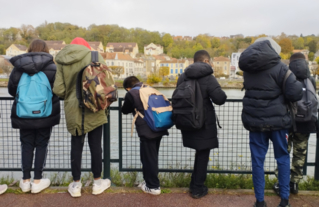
[0,97,318,180]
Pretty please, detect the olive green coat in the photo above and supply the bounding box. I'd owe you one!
[53,45,108,136]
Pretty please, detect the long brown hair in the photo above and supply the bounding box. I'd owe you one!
[27,39,49,53]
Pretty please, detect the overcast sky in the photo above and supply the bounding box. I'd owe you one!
[1,0,318,37]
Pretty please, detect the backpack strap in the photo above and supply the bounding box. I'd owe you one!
[91,51,99,63]
[282,69,297,132]
[131,109,144,137]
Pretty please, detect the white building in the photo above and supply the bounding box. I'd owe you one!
[101,52,135,79]
[144,43,164,55]
[231,52,242,73]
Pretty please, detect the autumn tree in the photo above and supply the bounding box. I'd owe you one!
[308,52,314,61]
[195,34,211,48]
[0,60,13,77]
[279,38,293,53]
[211,38,220,48]
[158,66,169,78]
[162,34,173,47]
[109,66,124,78]
[308,40,317,53]
[293,37,304,49]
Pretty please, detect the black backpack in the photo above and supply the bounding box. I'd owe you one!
[172,76,205,130]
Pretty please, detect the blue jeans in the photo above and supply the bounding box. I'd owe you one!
[250,130,290,201]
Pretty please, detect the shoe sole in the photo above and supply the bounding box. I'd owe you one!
[92,183,111,195]
[31,184,50,194]
[142,190,161,195]
[20,187,31,193]
[68,189,81,197]
[191,191,208,199]
[0,187,8,195]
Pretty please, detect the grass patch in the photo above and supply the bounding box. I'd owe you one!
[0,78,8,82]
[2,170,319,192]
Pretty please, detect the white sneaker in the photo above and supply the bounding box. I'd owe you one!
[92,179,111,195]
[68,182,82,197]
[0,184,8,195]
[31,178,50,193]
[138,181,161,195]
[19,179,31,193]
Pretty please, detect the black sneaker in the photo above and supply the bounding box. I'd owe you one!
[290,182,298,194]
[273,183,280,196]
[277,198,291,207]
[253,200,267,207]
[190,188,208,199]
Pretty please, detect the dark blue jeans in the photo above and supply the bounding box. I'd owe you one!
[250,129,290,202]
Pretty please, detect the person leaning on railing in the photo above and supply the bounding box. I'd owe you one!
[8,39,61,194]
[239,37,303,207]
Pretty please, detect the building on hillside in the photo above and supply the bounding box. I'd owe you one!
[140,56,157,76]
[6,44,27,57]
[173,36,193,41]
[101,52,135,79]
[231,52,242,78]
[187,58,194,65]
[105,42,139,58]
[133,59,146,77]
[144,43,163,55]
[314,50,319,60]
[230,34,244,39]
[213,56,231,77]
[88,42,104,53]
[160,59,190,77]
[183,36,193,41]
[45,41,66,58]
[230,66,236,78]
[153,54,171,70]
[293,49,309,60]
[309,61,318,77]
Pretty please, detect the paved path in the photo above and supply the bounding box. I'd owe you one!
[1,188,318,207]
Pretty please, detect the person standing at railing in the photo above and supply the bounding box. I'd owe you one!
[172,50,227,199]
[273,53,318,196]
[121,76,169,195]
[8,39,61,193]
[239,37,303,207]
[53,37,111,197]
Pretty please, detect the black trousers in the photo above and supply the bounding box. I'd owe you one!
[20,127,51,180]
[140,137,162,189]
[71,125,103,181]
[190,149,211,193]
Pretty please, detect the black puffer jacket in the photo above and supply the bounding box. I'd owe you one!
[239,40,303,132]
[177,62,227,150]
[8,52,60,129]
[121,82,169,139]
[289,58,317,133]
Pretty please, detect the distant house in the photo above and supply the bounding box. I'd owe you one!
[133,59,146,77]
[101,52,135,78]
[160,59,190,77]
[105,42,139,58]
[45,41,66,58]
[230,34,244,39]
[173,36,193,41]
[88,42,104,53]
[183,36,193,41]
[213,56,231,77]
[314,50,319,60]
[144,43,163,55]
[293,49,309,60]
[6,44,27,57]
[173,36,183,41]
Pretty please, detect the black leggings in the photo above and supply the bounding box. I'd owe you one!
[20,127,51,180]
[71,125,103,181]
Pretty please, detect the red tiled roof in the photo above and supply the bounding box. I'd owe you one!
[213,56,230,62]
[106,42,137,48]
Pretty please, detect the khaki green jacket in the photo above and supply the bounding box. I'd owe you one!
[53,45,108,136]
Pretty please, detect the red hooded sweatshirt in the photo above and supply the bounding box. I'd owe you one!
[70,37,91,50]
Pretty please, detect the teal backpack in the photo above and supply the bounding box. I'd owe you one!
[16,72,53,118]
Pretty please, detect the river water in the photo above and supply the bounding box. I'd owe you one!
[0,87,317,180]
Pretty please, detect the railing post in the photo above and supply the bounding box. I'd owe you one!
[315,119,319,180]
[103,111,111,179]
